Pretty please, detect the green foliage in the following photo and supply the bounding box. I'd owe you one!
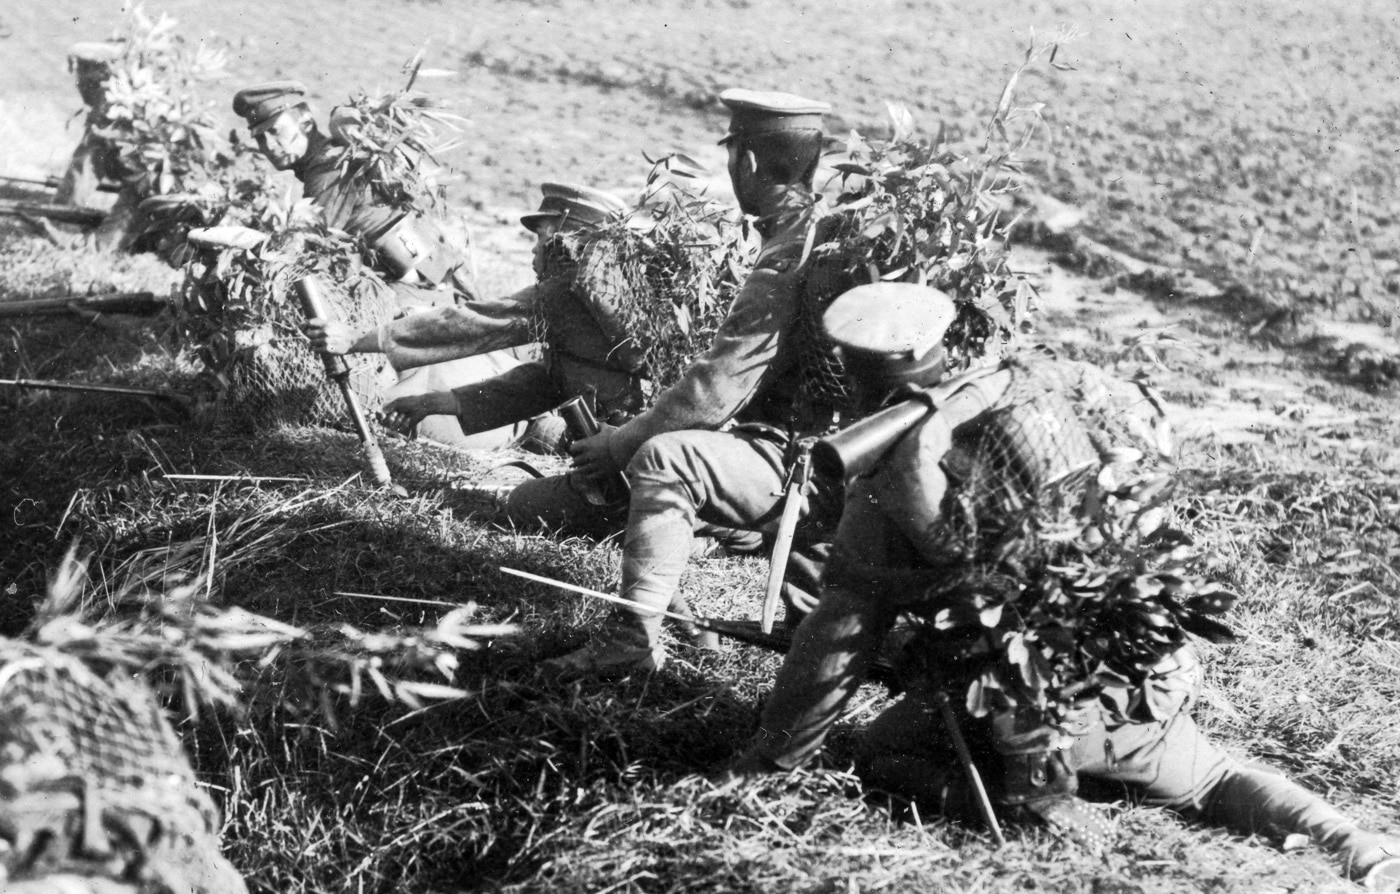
[598,154,757,394]
[329,49,467,213]
[178,207,371,387]
[904,372,1237,725]
[817,42,1065,369]
[89,6,227,200]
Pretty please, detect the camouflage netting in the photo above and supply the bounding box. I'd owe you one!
[932,358,1146,572]
[182,231,398,429]
[0,639,245,893]
[888,353,1236,722]
[793,215,875,419]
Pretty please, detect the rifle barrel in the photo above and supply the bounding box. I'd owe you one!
[0,200,107,226]
[0,291,162,318]
[0,377,189,415]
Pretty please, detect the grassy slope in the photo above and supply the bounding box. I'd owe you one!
[1,1,1399,893]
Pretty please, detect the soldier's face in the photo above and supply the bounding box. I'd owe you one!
[727,143,761,216]
[532,220,561,277]
[255,113,310,170]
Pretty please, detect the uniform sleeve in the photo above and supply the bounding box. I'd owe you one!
[869,416,955,565]
[605,249,803,466]
[376,282,545,370]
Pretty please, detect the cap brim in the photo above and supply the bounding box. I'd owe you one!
[519,211,562,232]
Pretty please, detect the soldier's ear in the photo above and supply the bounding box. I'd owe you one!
[742,149,759,176]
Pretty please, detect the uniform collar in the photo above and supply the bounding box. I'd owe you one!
[292,130,337,180]
[753,188,819,239]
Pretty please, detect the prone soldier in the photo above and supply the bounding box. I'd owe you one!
[725,283,1400,891]
[232,81,475,299]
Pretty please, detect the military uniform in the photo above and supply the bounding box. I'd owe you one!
[370,184,648,444]
[734,284,1400,889]
[540,89,842,674]
[233,81,523,448]
[56,41,127,209]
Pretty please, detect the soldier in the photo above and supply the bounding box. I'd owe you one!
[305,182,649,477]
[232,81,475,298]
[724,283,1400,891]
[232,80,524,448]
[546,88,845,676]
[55,40,127,209]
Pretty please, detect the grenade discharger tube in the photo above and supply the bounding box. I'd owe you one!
[811,398,934,481]
[295,276,400,492]
[812,367,1014,481]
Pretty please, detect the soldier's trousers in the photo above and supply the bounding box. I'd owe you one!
[613,428,842,644]
[857,678,1368,863]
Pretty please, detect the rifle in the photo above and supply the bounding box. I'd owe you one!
[0,291,164,318]
[0,377,190,417]
[0,173,118,193]
[294,275,405,496]
[0,200,107,227]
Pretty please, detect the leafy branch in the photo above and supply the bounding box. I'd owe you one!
[330,48,468,213]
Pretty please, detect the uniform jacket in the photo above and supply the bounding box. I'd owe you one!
[376,270,648,418]
[744,357,1174,769]
[293,126,467,287]
[604,192,823,469]
[294,131,402,243]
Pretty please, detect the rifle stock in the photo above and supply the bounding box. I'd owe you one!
[0,291,163,318]
[699,618,899,690]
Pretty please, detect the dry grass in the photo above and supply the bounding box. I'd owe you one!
[3,5,1400,889]
[4,276,1396,893]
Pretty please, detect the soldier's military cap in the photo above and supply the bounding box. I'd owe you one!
[520,182,630,233]
[718,88,830,145]
[824,282,956,359]
[232,81,309,135]
[68,41,125,64]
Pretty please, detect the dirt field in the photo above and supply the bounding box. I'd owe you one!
[2,1,1399,892]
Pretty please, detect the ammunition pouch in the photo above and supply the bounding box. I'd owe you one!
[372,214,463,285]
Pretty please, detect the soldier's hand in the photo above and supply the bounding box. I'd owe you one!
[382,392,459,435]
[302,318,359,355]
[569,426,620,482]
